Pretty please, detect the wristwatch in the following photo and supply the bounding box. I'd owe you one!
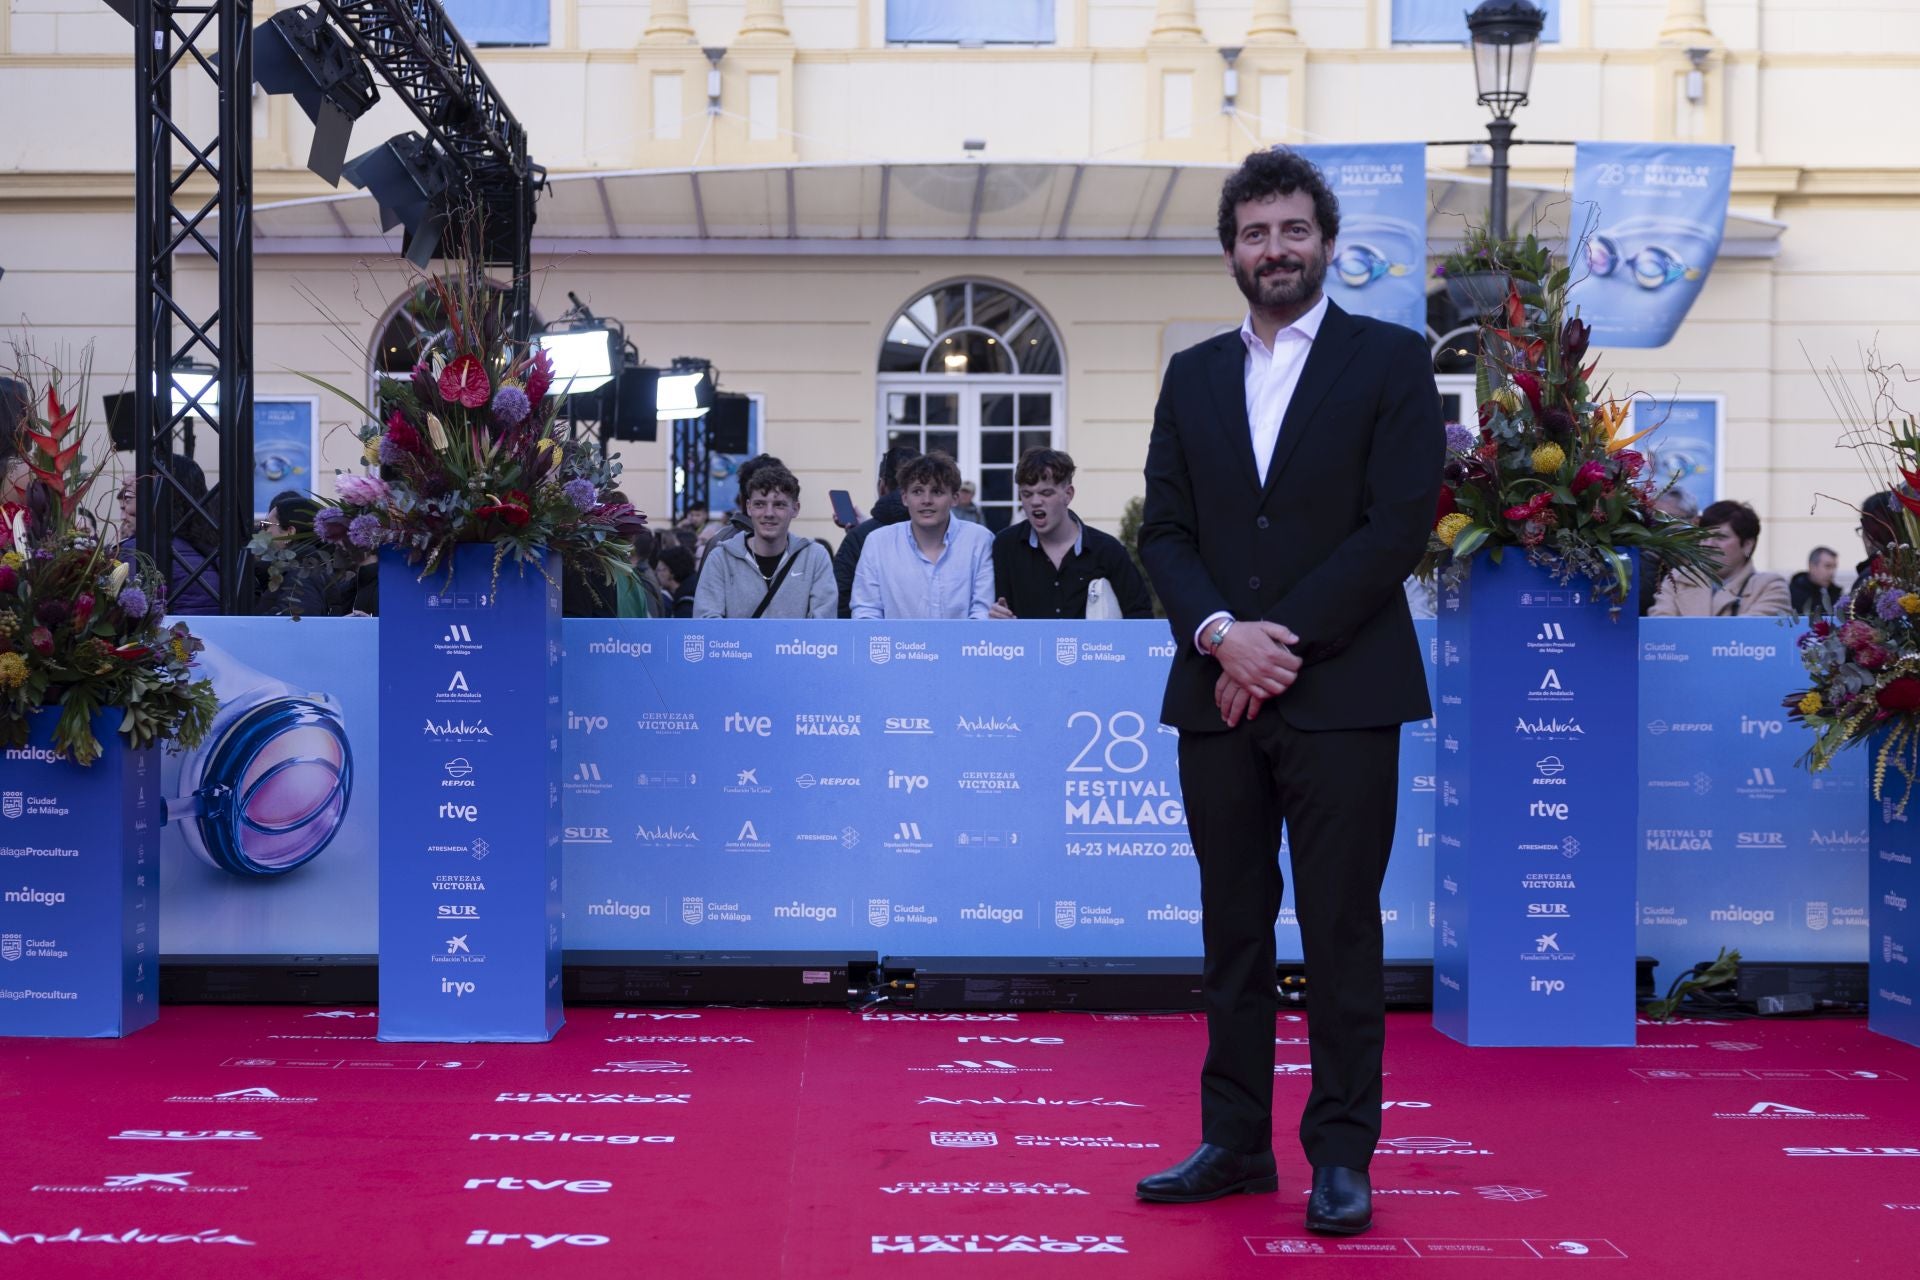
[1205,617,1235,653]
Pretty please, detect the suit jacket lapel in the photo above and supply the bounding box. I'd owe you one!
[1204,331,1261,495]
[1261,300,1364,499]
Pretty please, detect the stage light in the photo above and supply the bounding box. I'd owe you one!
[252,6,380,186]
[657,359,714,421]
[171,362,219,423]
[534,327,617,396]
[340,132,456,269]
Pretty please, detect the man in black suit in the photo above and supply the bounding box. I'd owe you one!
[1135,149,1442,1236]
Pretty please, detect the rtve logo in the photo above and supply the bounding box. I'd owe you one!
[888,770,929,794]
[1528,800,1570,821]
[439,802,479,822]
[723,713,773,737]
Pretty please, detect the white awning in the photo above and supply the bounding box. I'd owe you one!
[253,160,1787,259]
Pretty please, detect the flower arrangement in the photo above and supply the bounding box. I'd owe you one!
[0,360,216,764]
[1785,363,1920,808]
[1418,239,1713,603]
[261,267,644,599]
[1433,226,1553,286]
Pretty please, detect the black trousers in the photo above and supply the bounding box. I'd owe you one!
[1177,713,1399,1170]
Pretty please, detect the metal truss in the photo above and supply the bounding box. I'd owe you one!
[129,0,538,610]
[319,0,540,329]
[133,0,255,614]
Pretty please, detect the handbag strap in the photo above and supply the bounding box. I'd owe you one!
[750,547,803,619]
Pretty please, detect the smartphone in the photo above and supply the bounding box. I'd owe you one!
[829,489,857,526]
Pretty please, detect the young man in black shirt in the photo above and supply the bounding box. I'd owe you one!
[989,448,1154,620]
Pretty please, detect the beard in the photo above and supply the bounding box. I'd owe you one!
[1233,250,1327,312]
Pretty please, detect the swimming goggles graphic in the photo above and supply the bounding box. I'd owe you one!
[163,641,354,877]
[1331,216,1420,290]
[1584,217,1711,291]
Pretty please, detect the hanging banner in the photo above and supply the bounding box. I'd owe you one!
[1567,141,1734,349]
[1631,395,1722,513]
[1294,143,1428,336]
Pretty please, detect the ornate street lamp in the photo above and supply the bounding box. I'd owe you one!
[1465,0,1547,240]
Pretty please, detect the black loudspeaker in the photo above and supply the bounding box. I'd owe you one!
[706,393,751,455]
[104,392,136,452]
[608,365,658,442]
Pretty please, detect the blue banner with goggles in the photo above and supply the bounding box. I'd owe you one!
[1567,141,1734,349]
[1293,143,1428,336]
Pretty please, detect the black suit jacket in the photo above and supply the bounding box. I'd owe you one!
[1138,300,1443,733]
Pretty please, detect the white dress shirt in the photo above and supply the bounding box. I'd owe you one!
[1194,293,1331,652]
[850,516,996,620]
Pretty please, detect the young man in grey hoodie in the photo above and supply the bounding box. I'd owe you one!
[693,462,838,619]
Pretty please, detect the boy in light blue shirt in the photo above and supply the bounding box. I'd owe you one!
[850,451,995,619]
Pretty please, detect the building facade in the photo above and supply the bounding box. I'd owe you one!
[2,0,1918,565]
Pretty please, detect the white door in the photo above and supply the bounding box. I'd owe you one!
[879,380,1061,532]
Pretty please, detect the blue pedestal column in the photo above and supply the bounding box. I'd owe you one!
[1868,746,1920,1047]
[0,711,158,1037]
[377,545,562,1043]
[1434,551,1639,1046]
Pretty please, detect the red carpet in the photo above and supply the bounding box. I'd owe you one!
[3,1006,1917,1277]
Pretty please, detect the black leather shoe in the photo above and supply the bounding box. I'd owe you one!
[1305,1166,1372,1235]
[1135,1144,1278,1203]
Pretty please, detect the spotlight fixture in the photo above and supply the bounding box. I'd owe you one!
[252,6,380,186]
[656,358,714,421]
[340,132,457,269]
[534,326,619,397]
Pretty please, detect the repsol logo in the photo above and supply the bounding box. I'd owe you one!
[961,642,1025,661]
[1712,641,1777,661]
[774,641,839,658]
[1146,905,1201,924]
[3,886,64,906]
[1709,904,1777,924]
[772,902,838,921]
[959,904,1025,924]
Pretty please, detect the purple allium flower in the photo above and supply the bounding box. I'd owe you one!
[491,383,532,428]
[347,514,386,549]
[314,507,350,544]
[563,477,598,511]
[1834,595,1852,617]
[35,599,70,628]
[1443,422,1476,454]
[117,585,150,619]
[378,436,409,466]
[1877,590,1907,622]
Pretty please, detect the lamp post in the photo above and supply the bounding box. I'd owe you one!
[1465,1,1546,241]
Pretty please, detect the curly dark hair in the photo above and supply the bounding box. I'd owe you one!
[1216,148,1341,252]
[895,450,962,495]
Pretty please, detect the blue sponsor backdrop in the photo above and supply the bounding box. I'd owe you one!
[1567,141,1734,349]
[145,619,1866,990]
[1867,733,1920,1045]
[377,547,562,1042]
[1295,144,1428,336]
[0,713,157,1036]
[1435,555,1641,1045]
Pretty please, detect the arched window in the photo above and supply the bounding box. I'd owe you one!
[877,279,1065,532]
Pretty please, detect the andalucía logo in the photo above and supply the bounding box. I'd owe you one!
[872,1235,1126,1255]
[423,718,492,741]
[0,1228,258,1246]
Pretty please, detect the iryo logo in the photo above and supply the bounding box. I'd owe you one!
[888,770,929,794]
[1529,976,1566,995]
[1741,715,1784,739]
[568,711,609,734]
[442,978,476,997]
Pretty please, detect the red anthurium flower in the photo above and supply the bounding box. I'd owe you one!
[111,642,151,662]
[1503,491,1553,522]
[1436,486,1458,521]
[476,490,533,527]
[438,354,492,409]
